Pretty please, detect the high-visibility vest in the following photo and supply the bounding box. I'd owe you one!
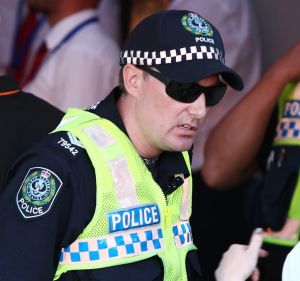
[53,108,196,280]
[264,82,300,246]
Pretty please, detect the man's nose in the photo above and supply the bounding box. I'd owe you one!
[186,93,207,119]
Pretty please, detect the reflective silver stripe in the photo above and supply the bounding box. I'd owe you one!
[180,177,190,220]
[108,157,139,207]
[83,126,115,148]
[59,226,163,265]
[83,125,138,208]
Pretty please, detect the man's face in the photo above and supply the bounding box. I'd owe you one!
[133,68,219,155]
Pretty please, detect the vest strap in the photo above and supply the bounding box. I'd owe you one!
[180,178,190,220]
[83,125,139,208]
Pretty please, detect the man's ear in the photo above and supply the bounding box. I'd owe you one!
[122,64,144,97]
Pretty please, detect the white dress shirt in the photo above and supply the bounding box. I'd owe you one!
[98,0,121,46]
[25,9,120,111]
[282,242,300,281]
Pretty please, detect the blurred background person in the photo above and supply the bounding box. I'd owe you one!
[0,0,47,76]
[0,0,19,75]
[202,41,300,281]
[0,74,63,194]
[20,0,120,111]
[0,1,63,194]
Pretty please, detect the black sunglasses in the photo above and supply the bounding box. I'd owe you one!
[138,66,227,106]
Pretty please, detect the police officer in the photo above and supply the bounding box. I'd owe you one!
[200,38,300,280]
[0,10,243,281]
[248,81,300,281]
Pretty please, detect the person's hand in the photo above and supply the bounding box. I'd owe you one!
[215,228,268,281]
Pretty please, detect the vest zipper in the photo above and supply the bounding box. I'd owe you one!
[156,183,183,280]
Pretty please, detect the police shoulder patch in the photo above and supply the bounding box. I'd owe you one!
[16,167,63,219]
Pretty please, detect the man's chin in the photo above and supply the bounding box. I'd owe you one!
[168,142,193,152]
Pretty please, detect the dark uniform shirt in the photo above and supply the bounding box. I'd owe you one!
[0,75,63,194]
[0,87,201,281]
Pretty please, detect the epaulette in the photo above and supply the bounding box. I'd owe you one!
[49,131,85,160]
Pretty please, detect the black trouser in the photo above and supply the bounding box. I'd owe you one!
[191,172,251,281]
[258,243,293,281]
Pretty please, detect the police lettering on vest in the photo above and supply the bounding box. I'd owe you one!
[108,204,160,233]
[283,100,300,118]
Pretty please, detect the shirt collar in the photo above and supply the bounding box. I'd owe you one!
[87,87,190,181]
[46,9,98,51]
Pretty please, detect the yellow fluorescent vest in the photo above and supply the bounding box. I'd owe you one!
[53,108,196,280]
[264,82,300,246]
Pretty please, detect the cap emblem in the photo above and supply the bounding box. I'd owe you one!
[181,13,213,37]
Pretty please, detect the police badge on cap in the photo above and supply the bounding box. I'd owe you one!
[181,12,213,37]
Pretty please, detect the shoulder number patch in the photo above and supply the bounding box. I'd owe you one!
[16,167,62,219]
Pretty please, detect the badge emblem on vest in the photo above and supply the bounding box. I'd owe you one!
[181,13,213,36]
[16,167,62,219]
[108,204,161,233]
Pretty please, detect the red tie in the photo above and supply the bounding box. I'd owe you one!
[22,41,48,86]
[12,10,39,84]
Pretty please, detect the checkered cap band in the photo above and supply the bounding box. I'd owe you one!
[275,119,300,140]
[120,45,224,66]
[59,226,163,265]
[172,221,193,248]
